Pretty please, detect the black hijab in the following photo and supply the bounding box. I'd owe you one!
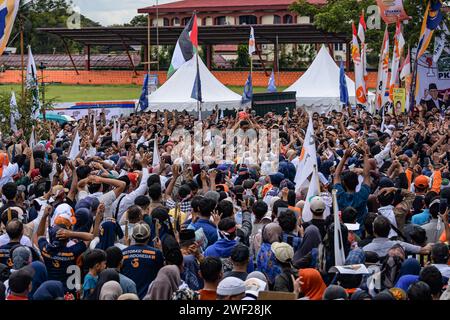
[89,268,120,300]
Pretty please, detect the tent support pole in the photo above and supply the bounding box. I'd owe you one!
[62,38,80,75]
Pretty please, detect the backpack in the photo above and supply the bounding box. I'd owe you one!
[380,254,404,289]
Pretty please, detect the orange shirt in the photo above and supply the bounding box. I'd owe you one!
[198,289,217,301]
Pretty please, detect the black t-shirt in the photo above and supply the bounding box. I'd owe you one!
[38,238,87,289]
[121,244,164,299]
[223,271,248,281]
[0,241,41,268]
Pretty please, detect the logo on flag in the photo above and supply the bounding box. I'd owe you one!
[0,0,20,56]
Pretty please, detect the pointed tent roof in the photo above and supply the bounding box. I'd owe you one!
[285,45,374,112]
[146,57,244,112]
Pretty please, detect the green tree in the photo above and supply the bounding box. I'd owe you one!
[127,14,148,27]
[290,0,448,67]
[235,44,250,68]
[10,0,100,54]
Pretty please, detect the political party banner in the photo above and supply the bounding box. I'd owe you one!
[52,101,137,120]
[415,51,450,105]
[393,88,406,113]
[376,0,409,24]
[148,74,159,94]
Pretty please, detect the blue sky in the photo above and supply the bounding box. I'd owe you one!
[71,0,177,26]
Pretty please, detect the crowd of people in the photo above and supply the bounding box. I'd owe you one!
[0,102,449,301]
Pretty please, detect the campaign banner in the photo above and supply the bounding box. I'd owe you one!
[393,88,406,113]
[376,0,409,24]
[415,51,450,104]
[52,100,137,120]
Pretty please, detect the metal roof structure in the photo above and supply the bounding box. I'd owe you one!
[37,24,350,47]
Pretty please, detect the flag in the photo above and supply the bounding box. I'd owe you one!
[417,0,443,59]
[339,61,349,106]
[249,26,256,56]
[152,135,160,167]
[92,113,97,137]
[242,73,253,104]
[68,130,80,160]
[9,91,19,132]
[138,74,149,112]
[358,11,368,94]
[294,115,318,191]
[29,126,36,150]
[332,189,346,267]
[400,51,412,112]
[351,22,367,106]
[375,27,390,110]
[112,118,121,142]
[302,169,320,223]
[167,14,198,78]
[0,0,20,56]
[433,22,449,63]
[389,19,405,103]
[191,57,202,102]
[267,70,277,93]
[26,46,41,119]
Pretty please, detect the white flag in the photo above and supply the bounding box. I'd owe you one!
[375,27,390,110]
[332,189,346,267]
[68,130,80,160]
[26,46,40,120]
[388,20,405,103]
[112,118,120,142]
[352,23,367,106]
[10,91,19,132]
[249,26,256,56]
[294,115,317,191]
[152,135,160,167]
[433,23,449,63]
[29,126,36,150]
[93,113,97,137]
[302,169,320,222]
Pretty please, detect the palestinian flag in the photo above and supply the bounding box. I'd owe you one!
[167,14,198,78]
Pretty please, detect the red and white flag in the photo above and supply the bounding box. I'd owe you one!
[375,27,390,110]
[389,19,405,103]
[358,11,368,92]
[352,22,367,106]
[400,50,412,112]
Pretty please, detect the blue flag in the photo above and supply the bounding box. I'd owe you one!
[138,73,149,112]
[191,57,202,102]
[339,61,349,106]
[267,71,277,93]
[242,73,253,104]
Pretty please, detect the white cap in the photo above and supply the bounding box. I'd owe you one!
[309,196,326,213]
[217,277,246,296]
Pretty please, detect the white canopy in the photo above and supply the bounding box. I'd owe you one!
[284,45,375,113]
[146,57,244,112]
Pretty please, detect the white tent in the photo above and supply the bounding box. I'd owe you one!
[284,45,375,113]
[146,57,244,112]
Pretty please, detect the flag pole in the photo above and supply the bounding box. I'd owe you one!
[20,15,24,101]
[147,13,151,75]
[313,164,321,193]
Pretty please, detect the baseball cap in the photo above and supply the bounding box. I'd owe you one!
[217,277,246,296]
[271,242,294,263]
[132,222,151,241]
[414,175,429,189]
[309,196,326,213]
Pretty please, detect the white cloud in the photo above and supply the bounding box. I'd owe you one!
[71,0,178,26]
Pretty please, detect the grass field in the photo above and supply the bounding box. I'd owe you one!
[0,84,289,103]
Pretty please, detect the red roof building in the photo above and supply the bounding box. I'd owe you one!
[138,0,325,27]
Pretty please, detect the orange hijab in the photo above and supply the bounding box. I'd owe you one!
[299,268,327,300]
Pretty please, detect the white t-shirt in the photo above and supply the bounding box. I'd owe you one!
[0,234,32,247]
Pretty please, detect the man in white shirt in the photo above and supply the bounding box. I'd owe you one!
[0,162,18,188]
